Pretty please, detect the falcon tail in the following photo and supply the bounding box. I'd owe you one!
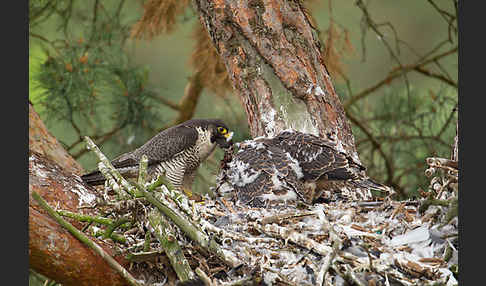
[81,170,106,186]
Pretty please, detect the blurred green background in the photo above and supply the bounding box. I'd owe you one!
[29,0,457,199]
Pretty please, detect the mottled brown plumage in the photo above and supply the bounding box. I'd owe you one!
[218,130,390,207]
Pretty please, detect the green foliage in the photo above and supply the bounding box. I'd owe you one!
[30,0,171,167]
[35,36,158,127]
[347,85,457,197]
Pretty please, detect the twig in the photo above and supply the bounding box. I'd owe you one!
[195,267,213,286]
[72,126,125,159]
[57,210,114,225]
[251,222,333,256]
[84,136,134,199]
[346,112,400,195]
[259,210,316,225]
[436,104,458,139]
[343,264,366,286]
[139,187,240,268]
[413,66,457,88]
[200,219,277,244]
[125,250,164,263]
[315,207,341,285]
[344,46,457,110]
[137,155,148,186]
[104,217,131,240]
[29,32,62,56]
[31,192,142,286]
[150,95,181,111]
[148,209,195,282]
[143,231,151,252]
[316,239,339,285]
[355,0,412,104]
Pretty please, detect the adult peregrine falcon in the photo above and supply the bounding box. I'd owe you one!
[218,130,390,208]
[82,119,233,195]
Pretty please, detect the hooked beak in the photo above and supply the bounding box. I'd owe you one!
[224,131,234,142]
[218,131,234,149]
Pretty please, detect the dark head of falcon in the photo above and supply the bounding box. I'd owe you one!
[81,119,233,197]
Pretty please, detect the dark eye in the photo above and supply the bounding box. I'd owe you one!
[217,126,227,134]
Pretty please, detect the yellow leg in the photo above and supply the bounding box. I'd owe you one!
[182,187,193,198]
[182,187,205,202]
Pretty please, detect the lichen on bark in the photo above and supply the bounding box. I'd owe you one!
[194,0,361,162]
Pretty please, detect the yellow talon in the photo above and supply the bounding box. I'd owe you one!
[183,188,193,198]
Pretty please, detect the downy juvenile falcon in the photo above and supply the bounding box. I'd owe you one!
[218,130,390,208]
[82,119,233,195]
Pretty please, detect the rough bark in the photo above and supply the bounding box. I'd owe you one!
[194,0,360,161]
[29,103,132,286]
[29,104,84,175]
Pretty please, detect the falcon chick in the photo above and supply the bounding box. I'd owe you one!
[218,130,390,208]
[82,119,233,196]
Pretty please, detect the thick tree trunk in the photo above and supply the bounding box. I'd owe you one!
[29,104,84,175]
[194,0,360,162]
[29,103,131,286]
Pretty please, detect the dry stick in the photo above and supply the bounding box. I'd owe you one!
[343,264,366,286]
[97,161,129,199]
[317,240,339,286]
[84,136,134,199]
[200,219,277,244]
[426,157,458,170]
[315,208,342,285]
[137,155,148,188]
[259,210,316,225]
[143,231,151,252]
[125,250,164,263]
[31,191,142,286]
[220,276,255,286]
[104,217,131,241]
[195,267,213,286]
[156,182,194,220]
[148,209,195,282]
[261,266,311,286]
[139,188,240,268]
[251,222,333,256]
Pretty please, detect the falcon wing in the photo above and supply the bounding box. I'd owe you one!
[82,124,199,186]
[274,131,357,181]
[112,124,199,167]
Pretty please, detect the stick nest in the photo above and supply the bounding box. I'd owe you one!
[75,141,458,286]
